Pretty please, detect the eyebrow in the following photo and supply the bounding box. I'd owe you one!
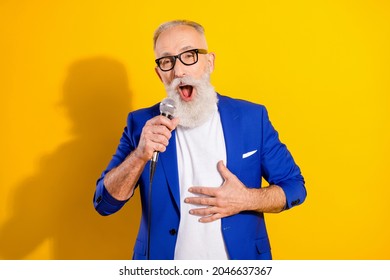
[159,46,195,57]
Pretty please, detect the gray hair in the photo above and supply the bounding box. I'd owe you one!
[153,20,205,50]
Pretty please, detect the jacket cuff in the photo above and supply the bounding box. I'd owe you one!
[277,177,306,210]
[93,179,128,215]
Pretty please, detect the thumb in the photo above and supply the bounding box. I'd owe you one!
[171,117,180,130]
[217,160,232,180]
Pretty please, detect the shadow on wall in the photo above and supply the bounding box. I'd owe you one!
[0,57,141,259]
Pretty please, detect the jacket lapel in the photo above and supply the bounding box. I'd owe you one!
[218,95,243,178]
[159,130,181,211]
[149,104,181,212]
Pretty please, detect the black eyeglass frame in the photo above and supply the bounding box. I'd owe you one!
[155,48,208,72]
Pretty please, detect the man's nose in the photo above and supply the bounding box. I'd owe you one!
[173,59,186,78]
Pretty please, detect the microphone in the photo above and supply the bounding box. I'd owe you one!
[149,98,176,182]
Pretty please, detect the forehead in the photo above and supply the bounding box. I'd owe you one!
[154,25,207,57]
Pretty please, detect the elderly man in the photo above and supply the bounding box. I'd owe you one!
[94,20,306,260]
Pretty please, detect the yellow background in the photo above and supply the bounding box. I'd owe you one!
[1,0,389,260]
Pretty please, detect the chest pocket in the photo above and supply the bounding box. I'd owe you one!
[240,149,261,187]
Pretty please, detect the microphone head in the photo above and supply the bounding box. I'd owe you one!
[159,98,176,119]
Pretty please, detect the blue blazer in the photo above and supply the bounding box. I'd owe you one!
[94,94,306,260]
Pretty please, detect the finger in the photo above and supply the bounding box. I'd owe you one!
[185,196,217,206]
[217,160,232,180]
[149,133,169,147]
[170,117,180,130]
[149,141,167,153]
[148,115,170,125]
[145,123,172,140]
[142,129,169,151]
[188,207,215,217]
[188,186,218,197]
[198,213,223,223]
[150,115,179,131]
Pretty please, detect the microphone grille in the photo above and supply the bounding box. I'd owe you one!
[159,98,176,117]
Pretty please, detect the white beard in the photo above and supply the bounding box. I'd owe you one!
[165,72,218,129]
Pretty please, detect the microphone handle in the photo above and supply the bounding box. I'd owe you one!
[162,112,174,120]
[149,152,158,183]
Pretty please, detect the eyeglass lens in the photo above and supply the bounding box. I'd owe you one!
[158,49,198,71]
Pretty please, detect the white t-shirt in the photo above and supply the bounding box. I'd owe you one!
[174,107,229,260]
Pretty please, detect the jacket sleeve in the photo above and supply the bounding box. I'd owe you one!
[93,113,137,216]
[260,107,307,210]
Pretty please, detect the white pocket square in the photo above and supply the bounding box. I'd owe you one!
[242,150,257,158]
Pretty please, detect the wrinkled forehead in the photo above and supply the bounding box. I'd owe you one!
[154,25,208,57]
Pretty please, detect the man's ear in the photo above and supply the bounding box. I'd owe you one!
[155,67,163,82]
[207,52,216,73]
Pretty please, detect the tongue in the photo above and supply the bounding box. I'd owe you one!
[181,85,193,99]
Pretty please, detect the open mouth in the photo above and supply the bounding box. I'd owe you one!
[178,85,194,101]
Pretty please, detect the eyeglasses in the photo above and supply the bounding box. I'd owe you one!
[155,49,208,72]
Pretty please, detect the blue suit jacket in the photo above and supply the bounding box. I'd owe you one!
[94,94,306,260]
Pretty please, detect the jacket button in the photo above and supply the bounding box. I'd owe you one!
[169,229,177,235]
[291,199,300,206]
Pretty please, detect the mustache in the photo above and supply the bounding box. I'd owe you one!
[167,75,206,91]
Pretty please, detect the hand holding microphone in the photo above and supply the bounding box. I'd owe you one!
[134,98,178,164]
[151,98,176,165]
